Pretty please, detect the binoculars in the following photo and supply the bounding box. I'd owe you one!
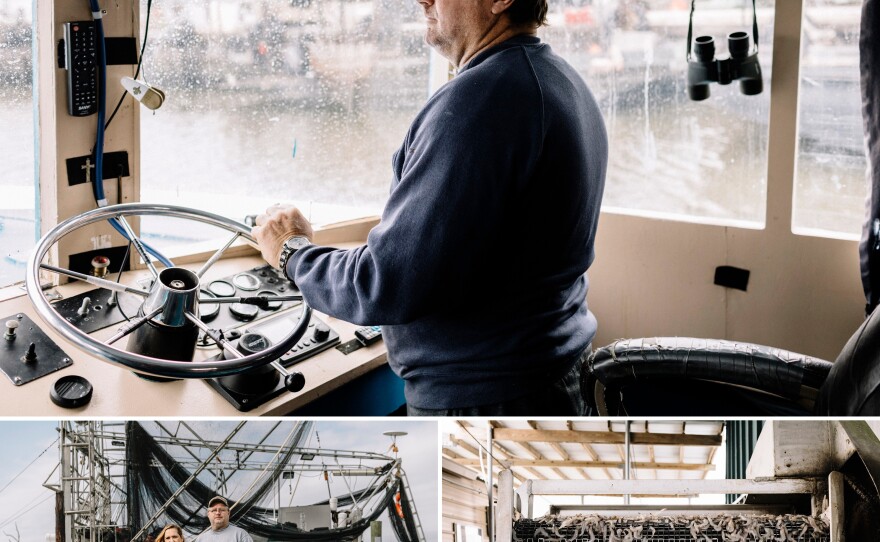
[687,31,763,101]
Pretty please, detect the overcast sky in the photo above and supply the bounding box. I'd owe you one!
[0,420,437,542]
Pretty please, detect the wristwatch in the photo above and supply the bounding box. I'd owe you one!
[278,236,311,273]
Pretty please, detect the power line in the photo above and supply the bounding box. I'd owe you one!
[0,492,53,530]
[0,437,58,496]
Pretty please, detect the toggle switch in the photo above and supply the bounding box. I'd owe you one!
[4,320,18,341]
[77,297,92,316]
[22,342,37,363]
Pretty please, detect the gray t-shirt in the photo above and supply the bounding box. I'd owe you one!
[195,524,253,542]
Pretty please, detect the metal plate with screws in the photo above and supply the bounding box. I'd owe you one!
[51,287,145,334]
[0,313,74,386]
[335,339,365,355]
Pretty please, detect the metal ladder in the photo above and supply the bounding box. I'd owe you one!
[398,468,427,542]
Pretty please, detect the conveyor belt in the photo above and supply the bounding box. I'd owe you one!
[513,514,829,541]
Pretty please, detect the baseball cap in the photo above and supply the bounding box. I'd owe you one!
[207,496,228,508]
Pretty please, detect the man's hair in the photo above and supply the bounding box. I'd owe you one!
[156,524,183,542]
[507,0,549,27]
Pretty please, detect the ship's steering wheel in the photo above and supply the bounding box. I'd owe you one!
[25,203,311,386]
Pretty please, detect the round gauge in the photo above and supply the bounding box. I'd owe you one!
[50,375,93,408]
[199,290,220,322]
[256,290,283,311]
[230,302,259,321]
[232,273,261,291]
[208,280,236,297]
[237,332,272,355]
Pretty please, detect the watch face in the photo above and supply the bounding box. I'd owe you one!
[286,237,310,250]
[280,237,310,270]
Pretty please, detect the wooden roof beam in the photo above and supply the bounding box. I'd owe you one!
[492,428,721,447]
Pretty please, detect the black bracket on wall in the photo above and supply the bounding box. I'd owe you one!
[56,36,138,68]
[714,265,751,291]
[66,151,130,186]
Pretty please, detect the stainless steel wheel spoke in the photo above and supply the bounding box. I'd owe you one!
[27,203,311,380]
[185,312,293,379]
[41,263,150,297]
[197,295,303,305]
[105,306,164,345]
[183,313,292,377]
[196,232,242,278]
[184,312,242,360]
[114,215,162,278]
[270,360,291,377]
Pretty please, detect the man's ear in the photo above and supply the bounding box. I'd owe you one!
[490,0,516,15]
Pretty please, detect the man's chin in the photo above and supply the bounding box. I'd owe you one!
[425,33,448,55]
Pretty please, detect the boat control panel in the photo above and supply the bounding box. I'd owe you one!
[0,252,391,416]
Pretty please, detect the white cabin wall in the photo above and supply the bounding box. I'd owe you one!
[588,216,863,361]
[37,0,141,270]
[442,459,489,542]
[587,0,865,361]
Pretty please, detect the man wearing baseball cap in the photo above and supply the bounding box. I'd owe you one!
[196,496,253,542]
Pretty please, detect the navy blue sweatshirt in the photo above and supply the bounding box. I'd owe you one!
[288,35,608,409]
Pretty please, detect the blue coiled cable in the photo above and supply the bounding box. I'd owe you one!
[88,0,172,268]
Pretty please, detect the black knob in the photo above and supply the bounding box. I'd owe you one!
[312,322,331,342]
[284,372,305,392]
[50,375,93,408]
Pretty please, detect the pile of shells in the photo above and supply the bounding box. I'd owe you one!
[513,513,830,541]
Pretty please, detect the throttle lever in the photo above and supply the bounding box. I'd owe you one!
[271,361,306,392]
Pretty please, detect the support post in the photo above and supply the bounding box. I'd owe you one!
[829,471,845,542]
[487,424,494,542]
[496,470,514,542]
[624,421,631,505]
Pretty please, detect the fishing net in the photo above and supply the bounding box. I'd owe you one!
[124,422,413,541]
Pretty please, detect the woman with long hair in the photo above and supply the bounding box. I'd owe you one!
[156,524,184,542]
